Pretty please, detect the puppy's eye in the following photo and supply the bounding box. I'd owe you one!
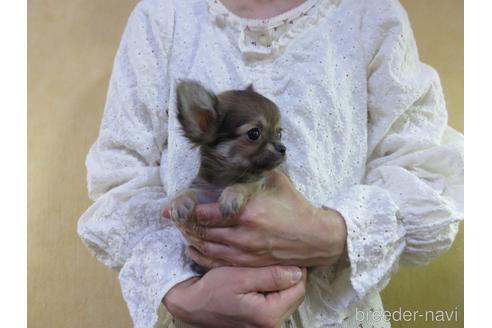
[276,129,282,139]
[247,128,261,141]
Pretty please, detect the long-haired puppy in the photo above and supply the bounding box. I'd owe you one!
[169,81,286,222]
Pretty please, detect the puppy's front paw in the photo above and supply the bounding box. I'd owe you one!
[169,193,196,222]
[219,187,247,219]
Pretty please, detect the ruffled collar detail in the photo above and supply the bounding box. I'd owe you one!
[208,0,335,57]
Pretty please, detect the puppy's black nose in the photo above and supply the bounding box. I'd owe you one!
[274,144,286,155]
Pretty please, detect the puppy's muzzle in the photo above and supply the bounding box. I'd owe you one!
[274,143,286,156]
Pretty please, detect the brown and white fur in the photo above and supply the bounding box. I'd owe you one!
[169,81,286,222]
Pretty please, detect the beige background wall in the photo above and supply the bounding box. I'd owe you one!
[28,1,463,327]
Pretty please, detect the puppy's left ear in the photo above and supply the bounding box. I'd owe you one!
[245,84,255,92]
[176,81,218,145]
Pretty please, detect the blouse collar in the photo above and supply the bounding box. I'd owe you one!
[207,0,337,57]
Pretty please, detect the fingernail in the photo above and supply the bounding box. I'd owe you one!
[286,267,302,282]
[161,208,169,218]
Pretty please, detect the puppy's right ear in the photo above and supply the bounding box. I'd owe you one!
[176,81,218,144]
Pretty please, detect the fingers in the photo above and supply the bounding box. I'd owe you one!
[194,203,238,227]
[265,268,306,305]
[180,229,204,250]
[185,226,247,250]
[165,203,238,227]
[162,203,236,228]
[201,241,270,267]
[161,203,235,227]
[236,266,303,293]
[183,232,264,266]
[185,246,230,269]
[200,242,241,261]
[265,269,307,323]
[203,227,243,246]
[179,222,239,250]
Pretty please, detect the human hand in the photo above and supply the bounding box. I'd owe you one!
[163,170,347,268]
[163,266,306,328]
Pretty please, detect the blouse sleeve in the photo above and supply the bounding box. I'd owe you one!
[77,1,198,327]
[318,0,463,315]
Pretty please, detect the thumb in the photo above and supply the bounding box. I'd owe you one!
[237,266,303,293]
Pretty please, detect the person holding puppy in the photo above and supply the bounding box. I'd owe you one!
[78,0,464,327]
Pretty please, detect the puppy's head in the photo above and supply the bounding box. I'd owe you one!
[176,81,286,176]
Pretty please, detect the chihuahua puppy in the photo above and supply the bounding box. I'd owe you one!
[169,81,286,222]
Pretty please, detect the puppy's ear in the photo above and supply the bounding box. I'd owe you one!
[245,84,255,92]
[176,81,218,144]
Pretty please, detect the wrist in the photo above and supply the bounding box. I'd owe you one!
[314,206,348,265]
[163,277,200,321]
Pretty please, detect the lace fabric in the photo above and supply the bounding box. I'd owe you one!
[208,0,328,56]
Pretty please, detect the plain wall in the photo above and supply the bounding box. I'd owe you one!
[28,0,463,327]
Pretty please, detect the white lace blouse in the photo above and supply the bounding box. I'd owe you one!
[77,0,464,327]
